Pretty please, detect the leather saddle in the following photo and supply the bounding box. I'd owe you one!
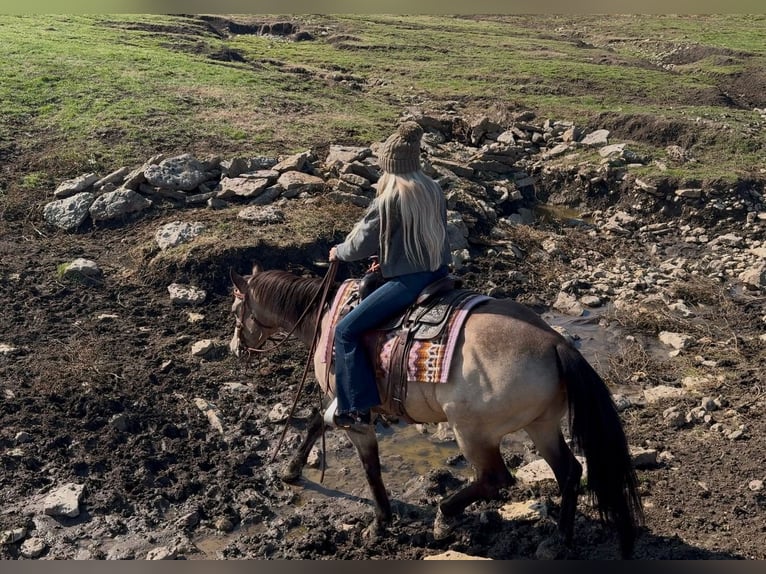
[337,274,477,421]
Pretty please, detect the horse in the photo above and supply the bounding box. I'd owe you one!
[229,263,644,558]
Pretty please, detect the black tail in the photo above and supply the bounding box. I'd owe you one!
[557,343,645,558]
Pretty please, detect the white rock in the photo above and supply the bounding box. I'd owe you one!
[424,551,491,560]
[54,172,99,198]
[267,402,291,423]
[190,339,216,357]
[89,188,152,222]
[498,499,547,522]
[516,457,586,484]
[552,291,584,316]
[659,331,693,350]
[155,221,205,250]
[61,258,102,281]
[630,446,658,468]
[193,398,224,434]
[144,154,207,191]
[168,283,206,306]
[748,479,763,491]
[43,192,96,231]
[237,205,285,224]
[146,546,177,560]
[43,483,85,518]
[20,537,47,559]
[581,129,609,146]
[645,385,686,403]
[1,527,26,545]
[0,343,19,355]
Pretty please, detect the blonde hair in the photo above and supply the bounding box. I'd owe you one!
[376,170,446,271]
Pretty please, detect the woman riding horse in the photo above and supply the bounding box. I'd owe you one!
[325,121,452,431]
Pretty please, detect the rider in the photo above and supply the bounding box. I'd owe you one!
[325,120,452,430]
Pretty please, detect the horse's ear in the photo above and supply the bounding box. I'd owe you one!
[251,262,262,275]
[230,268,249,294]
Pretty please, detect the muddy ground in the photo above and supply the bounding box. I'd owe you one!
[1,175,765,560]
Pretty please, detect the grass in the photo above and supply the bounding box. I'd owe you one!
[0,14,764,194]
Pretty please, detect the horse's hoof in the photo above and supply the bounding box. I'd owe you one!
[280,463,302,484]
[535,533,567,560]
[362,519,386,540]
[432,508,457,540]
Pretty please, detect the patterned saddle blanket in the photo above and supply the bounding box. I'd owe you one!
[321,278,490,420]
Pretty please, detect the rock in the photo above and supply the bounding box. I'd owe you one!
[178,510,201,528]
[424,550,491,560]
[277,171,325,197]
[630,446,658,468]
[220,157,251,178]
[580,295,603,308]
[190,339,217,357]
[739,264,766,289]
[516,457,586,484]
[748,480,763,491]
[146,546,177,560]
[155,221,205,250]
[168,283,206,305]
[249,185,282,205]
[93,166,131,190]
[214,517,235,532]
[659,331,693,350]
[498,500,547,522]
[675,188,703,199]
[60,258,102,282]
[599,143,626,157]
[43,192,96,231]
[20,537,47,559]
[0,343,20,356]
[237,205,285,224]
[267,402,290,423]
[144,154,207,191]
[612,394,633,412]
[89,188,152,222]
[552,291,585,316]
[54,172,99,198]
[324,145,371,170]
[581,129,609,146]
[43,483,85,518]
[325,191,371,208]
[193,398,224,434]
[14,431,32,444]
[273,151,310,173]
[109,413,130,432]
[1,527,26,545]
[645,385,686,403]
[727,429,745,440]
[216,176,271,199]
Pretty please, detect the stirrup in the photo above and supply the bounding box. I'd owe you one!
[323,397,339,427]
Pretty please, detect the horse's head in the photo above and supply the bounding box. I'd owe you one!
[229,265,281,357]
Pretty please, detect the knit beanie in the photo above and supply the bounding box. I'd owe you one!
[377,121,423,175]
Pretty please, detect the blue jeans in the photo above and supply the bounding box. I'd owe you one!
[334,266,449,414]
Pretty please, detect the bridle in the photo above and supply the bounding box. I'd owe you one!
[231,261,340,467]
[232,284,283,357]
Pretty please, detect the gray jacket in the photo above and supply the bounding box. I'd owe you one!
[334,196,451,278]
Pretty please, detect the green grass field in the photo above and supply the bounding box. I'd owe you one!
[1,14,764,191]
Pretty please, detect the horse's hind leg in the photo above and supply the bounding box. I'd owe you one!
[435,431,512,538]
[346,426,392,532]
[525,419,582,544]
[281,409,324,483]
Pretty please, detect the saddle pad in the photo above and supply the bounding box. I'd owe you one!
[321,279,490,384]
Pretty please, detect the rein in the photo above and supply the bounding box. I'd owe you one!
[264,260,339,464]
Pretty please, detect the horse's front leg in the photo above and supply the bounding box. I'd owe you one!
[346,425,392,534]
[280,408,324,483]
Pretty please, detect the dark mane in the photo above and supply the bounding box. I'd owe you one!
[249,270,324,325]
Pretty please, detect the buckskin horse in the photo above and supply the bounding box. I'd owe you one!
[229,264,644,558]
